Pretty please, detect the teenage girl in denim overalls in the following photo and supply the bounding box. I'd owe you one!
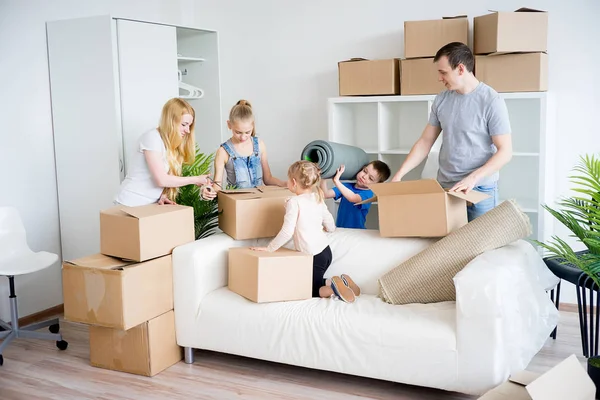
[201,100,287,199]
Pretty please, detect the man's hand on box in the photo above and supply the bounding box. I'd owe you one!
[450,174,478,194]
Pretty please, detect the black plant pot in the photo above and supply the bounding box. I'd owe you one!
[588,356,600,399]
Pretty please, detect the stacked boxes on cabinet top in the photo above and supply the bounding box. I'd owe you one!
[474,8,548,92]
[337,8,548,96]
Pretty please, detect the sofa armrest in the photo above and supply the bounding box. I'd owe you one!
[172,233,254,347]
[453,239,560,394]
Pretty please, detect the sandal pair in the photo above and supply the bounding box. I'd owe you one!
[330,274,361,303]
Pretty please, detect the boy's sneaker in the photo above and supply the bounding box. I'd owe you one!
[340,274,361,297]
[330,276,356,303]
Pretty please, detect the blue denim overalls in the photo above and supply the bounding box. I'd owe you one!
[221,137,264,188]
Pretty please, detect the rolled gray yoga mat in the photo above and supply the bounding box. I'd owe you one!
[300,140,370,180]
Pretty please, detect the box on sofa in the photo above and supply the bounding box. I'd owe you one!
[357,179,490,237]
[228,247,312,303]
[218,186,294,240]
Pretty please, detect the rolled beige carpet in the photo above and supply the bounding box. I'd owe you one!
[378,199,532,305]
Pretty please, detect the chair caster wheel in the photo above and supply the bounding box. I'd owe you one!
[49,324,60,334]
[56,340,68,350]
[0,354,4,366]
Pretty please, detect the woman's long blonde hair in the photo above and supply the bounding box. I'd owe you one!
[288,161,324,203]
[158,98,196,201]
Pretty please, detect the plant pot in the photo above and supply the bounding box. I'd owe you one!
[588,356,600,399]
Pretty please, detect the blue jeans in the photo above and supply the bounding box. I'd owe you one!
[467,183,499,222]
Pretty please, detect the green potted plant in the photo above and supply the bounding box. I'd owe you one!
[536,154,600,397]
[176,145,220,240]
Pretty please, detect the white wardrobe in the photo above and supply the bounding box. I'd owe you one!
[46,16,222,261]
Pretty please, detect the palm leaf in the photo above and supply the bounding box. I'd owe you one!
[176,144,220,240]
[538,153,600,288]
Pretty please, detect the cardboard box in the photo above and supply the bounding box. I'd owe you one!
[228,247,313,303]
[474,8,548,55]
[400,58,445,95]
[404,16,468,59]
[100,204,194,262]
[476,53,548,92]
[357,179,490,237]
[218,186,294,240]
[478,354,594,399]
[89,310,182,377]
[338,58,400,96]
[62,253,173,330]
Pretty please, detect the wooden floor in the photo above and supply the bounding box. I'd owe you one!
[0,311,586,400]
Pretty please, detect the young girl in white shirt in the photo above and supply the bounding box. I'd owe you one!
[252,161,361,303]
[115,98,211,206]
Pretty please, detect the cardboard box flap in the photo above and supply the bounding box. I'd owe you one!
[442,15,467,19]
[515,7,546,13]
[118,204,189,219]
[354,196,377,206]
[219,189,259,195]
[65,253,134,270]
[446,189,491,204]
[486,8,546,13]
[526,354,595,400]
[371,179,446,197]
[256,186,290,193]
[339,58,368,63]
[508,370,540,386]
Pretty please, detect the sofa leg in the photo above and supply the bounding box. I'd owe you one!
[184,347,195,364]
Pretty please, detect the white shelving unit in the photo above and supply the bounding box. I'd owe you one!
[327,92,554,243]
[46,16,222,261]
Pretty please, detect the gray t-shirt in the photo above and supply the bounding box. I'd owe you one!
[428,82,511,188]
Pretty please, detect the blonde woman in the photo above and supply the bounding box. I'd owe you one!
[201,99,286,199]
[115,98,211,206]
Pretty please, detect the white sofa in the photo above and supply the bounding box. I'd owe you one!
[172,228,559,396]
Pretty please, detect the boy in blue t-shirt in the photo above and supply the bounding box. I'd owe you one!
[320,160,391,229]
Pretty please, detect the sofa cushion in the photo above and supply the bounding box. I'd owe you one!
[254,228,435,296]
[323,228,435,295]
[379,199,532,305]
[196,287,461,391]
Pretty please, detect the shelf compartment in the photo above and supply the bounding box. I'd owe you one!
[505,98,542,154]
[379,101,428,152]
[330,102,378,149]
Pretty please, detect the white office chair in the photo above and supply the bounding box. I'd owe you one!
[0,207,68,366]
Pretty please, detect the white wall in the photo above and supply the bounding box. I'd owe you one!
[0,0,598,320]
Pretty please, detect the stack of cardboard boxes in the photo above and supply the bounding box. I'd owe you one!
[62,204,195,376]
[474,8,548,92]
[338,8,548,96]
[217,187,314,303]
[401,15,468,95]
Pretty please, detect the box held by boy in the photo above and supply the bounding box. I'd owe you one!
[62,253,173,330]
[228,247,312,303]
[100,203,194,262]
[357,179,490,237]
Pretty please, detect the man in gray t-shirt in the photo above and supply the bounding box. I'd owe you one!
[391,42,512,221]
